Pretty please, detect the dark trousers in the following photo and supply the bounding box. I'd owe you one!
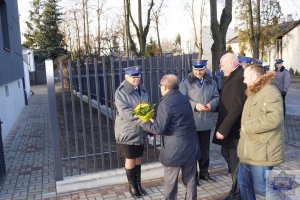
[221,146,241,199]
[282,93,286,116]
[196,130,211,177]
[164,163,197,200]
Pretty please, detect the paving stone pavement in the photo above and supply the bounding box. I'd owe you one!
[0,84,299,200]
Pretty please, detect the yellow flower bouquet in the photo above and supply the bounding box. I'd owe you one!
[132,103,156,122]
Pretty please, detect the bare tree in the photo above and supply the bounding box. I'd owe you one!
[73,8,81,58]
[124,0,139,56]
[174,33,182,54]
[128,0,155,56]
[151,0,165,56]
[210,0,233,71]
[186,0,206,59]
[96,0,105,56]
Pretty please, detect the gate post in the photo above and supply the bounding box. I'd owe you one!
[45,59,63,181]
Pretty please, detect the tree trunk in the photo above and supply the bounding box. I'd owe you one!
[155,19,162,56]
[129,0,154,56]
[85,0,90,55]
[73,10,81,59]
[210,0,232,71]
[254,0,261,59]
[125,0,139,56]
[248,0,260,59]
[123,0,129,57]
[198,0,205,60]
[82,0,87,55]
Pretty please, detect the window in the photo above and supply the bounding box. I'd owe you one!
[0,0,10,51]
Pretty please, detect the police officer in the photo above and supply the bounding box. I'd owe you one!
[179,59,219,185]
[114,66,149,198]
[274,59,291,116]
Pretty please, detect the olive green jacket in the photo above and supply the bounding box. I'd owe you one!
[237,72,285,166]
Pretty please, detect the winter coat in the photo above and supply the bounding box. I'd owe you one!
[141,89,200,167]
[114,80,149,145]
[212,66,247,149]
[237,72,285,166]
[179,73,219,131]
[274,66,291,94]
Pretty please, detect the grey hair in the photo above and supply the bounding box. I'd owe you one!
[160,74,179,89]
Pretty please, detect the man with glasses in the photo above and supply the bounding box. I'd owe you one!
[114,65,149,198]
[140,74,200,200]
[179,59,219,185]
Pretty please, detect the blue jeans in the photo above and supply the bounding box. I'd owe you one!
[237,163,273,200]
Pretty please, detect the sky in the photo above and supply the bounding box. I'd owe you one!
[17,0,300,47]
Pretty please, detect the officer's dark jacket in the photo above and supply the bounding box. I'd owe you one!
[141,89,200,167]
[212,66,247,149]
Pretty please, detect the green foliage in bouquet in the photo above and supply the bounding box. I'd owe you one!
[132,103,157,122]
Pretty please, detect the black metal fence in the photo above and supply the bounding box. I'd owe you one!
[46,54,193,181]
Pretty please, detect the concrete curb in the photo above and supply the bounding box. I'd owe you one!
[56,162,164,194]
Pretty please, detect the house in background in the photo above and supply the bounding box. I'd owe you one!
[0,0,27,139]
[226,36,252,58]
[226,17,300,71]
[271,19,300,71]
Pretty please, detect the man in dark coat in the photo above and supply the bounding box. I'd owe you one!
[140,74,200,200]
[212,53,247,200]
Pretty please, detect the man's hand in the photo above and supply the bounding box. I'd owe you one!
[204,104,211,111]
[216,131,224,140]
[195,103,206,111]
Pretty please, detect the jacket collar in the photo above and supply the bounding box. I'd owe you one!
[122,80,146,94]
[224,65,243,81]
[275,66,285,72]
[187,72,212,84]
[161,89,179,101]
[246,72,276,96]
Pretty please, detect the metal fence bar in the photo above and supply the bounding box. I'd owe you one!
[77,60,88,173]
[93,58,105,170]
[116,58,122,168]
[45,59,63,181]
[102,57,112,169]
[59,60,72,175]
[156,57,160,100]
[110,57,116,120]
[149,57,153,104]
[68,59,80,175]
[85,58,97,172]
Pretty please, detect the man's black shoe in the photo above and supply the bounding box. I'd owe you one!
[199,175,216,183]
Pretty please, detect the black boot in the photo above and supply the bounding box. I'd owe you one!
[125,168,141,198]
[135,165,148,196]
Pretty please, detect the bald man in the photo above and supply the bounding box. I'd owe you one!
[212,53,247,200]
[140,74,200,200]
